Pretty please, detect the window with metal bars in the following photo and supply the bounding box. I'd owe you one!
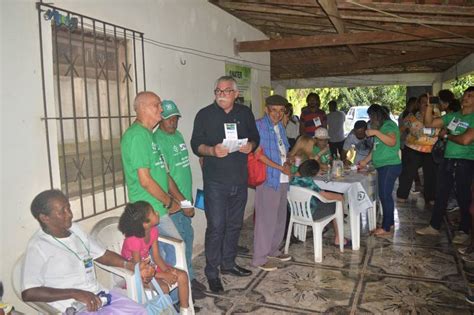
[37,4,146,220]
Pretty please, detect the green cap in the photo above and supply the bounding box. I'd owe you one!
[161,100,181,119]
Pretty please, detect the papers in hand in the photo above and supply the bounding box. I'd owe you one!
[180,200,193,209]
[222,138,248,153]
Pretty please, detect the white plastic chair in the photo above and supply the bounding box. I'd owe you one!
[11,253,132,315]
[90,216,194,313]
[285,186,344,263]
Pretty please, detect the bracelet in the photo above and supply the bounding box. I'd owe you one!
[166,197,173,209]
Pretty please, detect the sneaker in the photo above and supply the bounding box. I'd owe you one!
[462,253,474,263]
[466,295,474,305]
[458,246,473,255]
[447,206,460,213]
[415,225,440,236]
[191,279,207,291]
[267,254,292,262]
[258,261,278,271]
[453,231,470,244]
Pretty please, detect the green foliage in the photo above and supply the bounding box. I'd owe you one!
[287,85,406,116]
[449,73,474,100]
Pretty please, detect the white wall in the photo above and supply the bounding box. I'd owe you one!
[0,0,269,312]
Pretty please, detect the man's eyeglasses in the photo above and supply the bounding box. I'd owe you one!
[214,88,235,96]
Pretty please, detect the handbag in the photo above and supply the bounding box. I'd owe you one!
[247,147,266,188]
[134,264,178,315]
[432,138,446,164]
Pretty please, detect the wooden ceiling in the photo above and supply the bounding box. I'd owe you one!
[209,0,474,81]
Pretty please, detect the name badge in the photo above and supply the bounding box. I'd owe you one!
[224,123,238,140]
[83,255,97,286]
[423,127,434,136]
[447,118,460,132]
[313,117,322,127]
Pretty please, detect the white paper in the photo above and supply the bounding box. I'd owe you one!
[180,200,193,209]
[224,123,238,140]
[222,138,248,153]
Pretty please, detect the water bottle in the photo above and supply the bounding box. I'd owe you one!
[327,164,332,182]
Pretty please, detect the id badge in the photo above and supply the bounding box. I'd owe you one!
[83,256,97,286]
[447,118,459,132]
[224,123,238,140]
[313,117,322,127]
[423,127,434,136]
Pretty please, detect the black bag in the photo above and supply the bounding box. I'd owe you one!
[432,139,446,164]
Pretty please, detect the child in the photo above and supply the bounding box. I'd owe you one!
[288,135,316,174]
[290,159,350,248]
[118,201,191,314]
[313,128,332,171]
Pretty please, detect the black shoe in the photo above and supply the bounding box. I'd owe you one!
[191,279,207,291]
[207,278,224,293]
[221,265,252,277]
[192,286,206,300]
[194,305,202,313]
[237,245,250,254]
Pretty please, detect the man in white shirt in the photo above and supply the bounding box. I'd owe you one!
[21,189,153,313]
[342,120,373,165]
[327,100,346,157]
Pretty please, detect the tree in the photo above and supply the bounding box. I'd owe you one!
[449,73,474,99]
[287,85,406,116]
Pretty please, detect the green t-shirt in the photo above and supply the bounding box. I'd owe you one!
[154,129,193,201]
[121,122,169,216]
[312,146,331,164]
[442,111,474,160]
[372,120,401,168]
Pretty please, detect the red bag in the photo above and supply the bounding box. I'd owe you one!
[247,148,266,188]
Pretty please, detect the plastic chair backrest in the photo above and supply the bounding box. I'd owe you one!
[287,186,317,223]
[90,216,124,253]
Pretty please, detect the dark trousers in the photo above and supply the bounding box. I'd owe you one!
[203,180,247,279]
[430,158,474,233]
[329,141,344,158]
[377,164,402,231]
[397,146,437,202]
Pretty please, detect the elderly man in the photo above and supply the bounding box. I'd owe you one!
[121,91,184,239]
[154,100,206,299]
[253,95,292,271]
[299,92,327,137]
[191,76,260,293]
[21,190,153,314]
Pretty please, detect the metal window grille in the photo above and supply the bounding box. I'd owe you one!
[36,3,146,221]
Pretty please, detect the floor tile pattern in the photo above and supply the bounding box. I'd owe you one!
[192,193,473,314]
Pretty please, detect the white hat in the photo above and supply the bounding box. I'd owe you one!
[314,127,330,139]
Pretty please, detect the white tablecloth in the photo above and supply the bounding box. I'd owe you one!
[314,170,378,250]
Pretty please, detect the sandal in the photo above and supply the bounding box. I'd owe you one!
[372,228,392,237]
[334,238,352,249]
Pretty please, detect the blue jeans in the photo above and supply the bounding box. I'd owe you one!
[157,215,182,267]
[377,164,402,231]
[170,211,195,280]
[204,180,247,280]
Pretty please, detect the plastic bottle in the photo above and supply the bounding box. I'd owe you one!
[327,164,332,182]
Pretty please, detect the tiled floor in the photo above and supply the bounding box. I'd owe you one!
[192,196,474,314]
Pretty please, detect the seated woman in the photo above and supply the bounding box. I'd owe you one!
[118,201,191,314]
[21,189,154,314]
[290,159,350,248]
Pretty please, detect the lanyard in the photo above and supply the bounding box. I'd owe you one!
[52,232,90,261]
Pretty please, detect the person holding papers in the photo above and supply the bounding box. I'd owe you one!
[191,76,259,293]
[252,95,292,272]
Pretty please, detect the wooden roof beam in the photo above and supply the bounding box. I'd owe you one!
[306,47,470,75]
[237,25,473,52]
[317,0,359,60]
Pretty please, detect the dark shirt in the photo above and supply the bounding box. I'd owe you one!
[300,106,327,136]
[191,102,260,185]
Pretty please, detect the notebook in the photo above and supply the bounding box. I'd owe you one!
[194,189,205,211]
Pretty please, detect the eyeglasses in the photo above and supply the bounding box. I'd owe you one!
[214,88,235,96]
